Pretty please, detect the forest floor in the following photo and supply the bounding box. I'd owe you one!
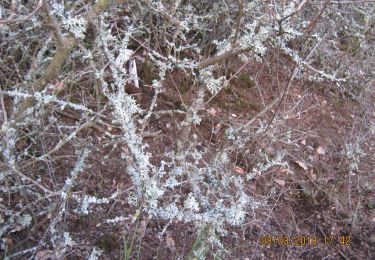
[2,50,375,259]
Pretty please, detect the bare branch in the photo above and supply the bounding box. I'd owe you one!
[232,0,244,47]
[12,0,114,125]
[0,0,43,25]
[11,166,55,195]
[197,47,252,69]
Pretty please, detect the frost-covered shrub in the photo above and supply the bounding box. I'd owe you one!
[1,0,374,258]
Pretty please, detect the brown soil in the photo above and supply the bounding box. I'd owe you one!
[2,51,374,259]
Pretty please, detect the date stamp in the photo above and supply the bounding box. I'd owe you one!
[260,235,351,247]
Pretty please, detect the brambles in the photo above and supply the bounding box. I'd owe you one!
[0,0,374,259]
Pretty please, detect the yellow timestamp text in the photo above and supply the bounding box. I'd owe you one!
[260,235,351,247]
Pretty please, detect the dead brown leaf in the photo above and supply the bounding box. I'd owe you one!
[316,146,326,155]
[234,166,246,174]
[294,161,308,171]
[274,179,286,186]
[207,107,217,116]
[48,81,66,93]
[166,234,175,250]
[35,250,56,260]
[281,167,294,175]
[3,237,13,246]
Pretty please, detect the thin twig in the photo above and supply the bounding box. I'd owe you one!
[20,120,93,170]
[197,47,252,69]
[232,0,244,47]
[204,59,252,106]
[11,167,55,195]
[258,65,298,137]
[43,3,64,45]
[0,85,7,123]
[238,86,289,131]
[0,0,44,25]
[153,109,187,115]
[241,33,326,132]
[168,69,187,109]
[12,0,113,126]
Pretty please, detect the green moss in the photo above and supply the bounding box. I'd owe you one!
[68,96,80,104]
[332,95,344,109]
[316,52,324,67]
[178,76,193,94]
[339,34,361,55]
[235,97,247,109]
[83,24,96,50]
[367,200,375,209]
[223,84,233,94]
[177,82,189,94]
[92,0,109,14]
[349,36,361,55]
[140,60,157,85]
[237,74,255,88]
[95,234,119,253]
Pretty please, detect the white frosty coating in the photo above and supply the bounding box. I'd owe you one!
[1,1,373,258]
[62,16,87,39]
[200,66,228,95]
[88,247,103,260]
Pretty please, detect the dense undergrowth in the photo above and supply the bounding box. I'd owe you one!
[0,0,374,259]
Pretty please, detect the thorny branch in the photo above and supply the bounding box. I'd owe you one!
[0,0,44,25]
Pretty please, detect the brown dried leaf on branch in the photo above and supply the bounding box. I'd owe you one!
[294,160,308,171]
[166,234,176,251]
[274,179,286,186]
[316,146,326,155]
[234,166,246,174]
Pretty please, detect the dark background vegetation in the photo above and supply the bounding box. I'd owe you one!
[0,0,374,259]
